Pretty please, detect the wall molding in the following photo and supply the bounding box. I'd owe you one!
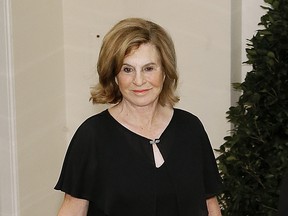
[0,0,19,215]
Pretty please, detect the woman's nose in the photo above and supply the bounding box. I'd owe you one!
[133,71,146,86]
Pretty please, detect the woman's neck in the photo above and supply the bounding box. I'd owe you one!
[109,100,173,139]
[115,100,161,124]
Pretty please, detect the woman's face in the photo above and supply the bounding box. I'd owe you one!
[116,43,165,108]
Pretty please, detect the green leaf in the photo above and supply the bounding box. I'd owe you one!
[226,156,237,161]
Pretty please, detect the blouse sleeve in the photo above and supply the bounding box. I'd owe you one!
[199,120,224,198]
[54,118,98,201]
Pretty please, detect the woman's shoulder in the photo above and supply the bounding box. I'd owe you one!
[173,108,200,122]
[81,109,109,123]
[75,109,111,133]
[172,108,206,132]
[68,109,112,148]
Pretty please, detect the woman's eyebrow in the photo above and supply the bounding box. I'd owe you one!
[121,63,134,68]
[144,62,157,66]
[121,62,159,68]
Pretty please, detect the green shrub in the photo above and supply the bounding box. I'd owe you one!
[216,0,288,215]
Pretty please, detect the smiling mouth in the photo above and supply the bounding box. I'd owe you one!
[132,89,150,93]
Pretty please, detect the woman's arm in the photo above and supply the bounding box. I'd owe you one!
[58,194,89,216]
[206,196,222,216]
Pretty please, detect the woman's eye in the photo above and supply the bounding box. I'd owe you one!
[122,67,133,73]
[144,66,154,72]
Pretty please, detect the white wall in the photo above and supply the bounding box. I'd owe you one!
[63,0,231,149]
[0,1,19,215]
[8,0,67,215]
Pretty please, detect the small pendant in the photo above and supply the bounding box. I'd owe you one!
[149,139,160,145]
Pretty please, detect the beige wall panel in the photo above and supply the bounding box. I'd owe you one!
[11,0,66,215]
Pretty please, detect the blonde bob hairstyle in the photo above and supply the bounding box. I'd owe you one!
[90,17,180,107]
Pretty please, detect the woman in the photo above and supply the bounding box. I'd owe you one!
[55,18,223,216]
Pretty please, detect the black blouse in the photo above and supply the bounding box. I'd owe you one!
[55,108,223,216]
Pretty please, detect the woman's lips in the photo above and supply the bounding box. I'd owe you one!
[132,89,150,93]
